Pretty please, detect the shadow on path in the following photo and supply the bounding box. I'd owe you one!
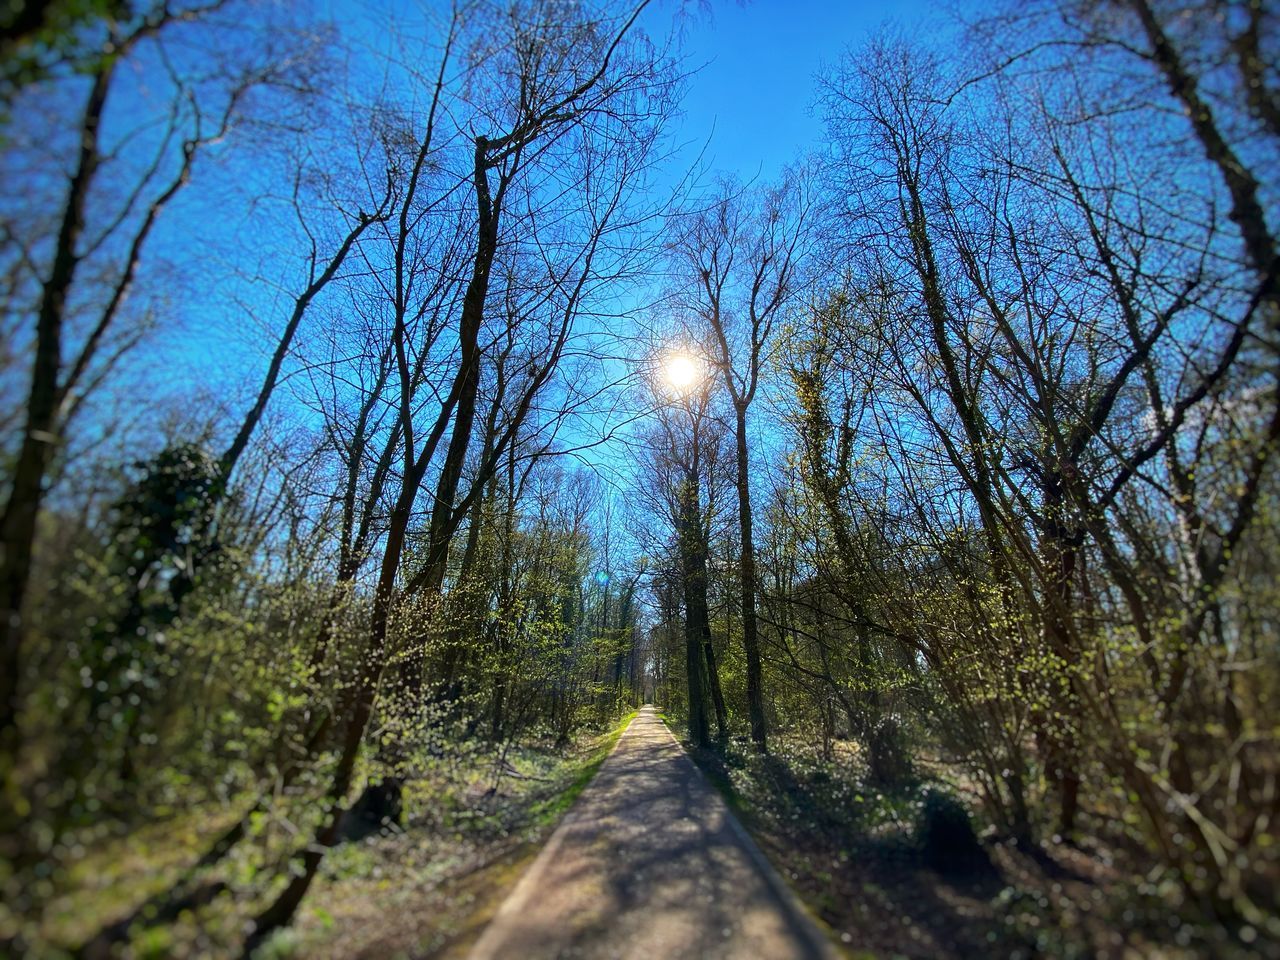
[467,707,839,960]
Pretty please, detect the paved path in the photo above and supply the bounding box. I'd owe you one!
[468,706,839,960]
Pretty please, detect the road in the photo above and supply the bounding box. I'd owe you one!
[467,706,840,960]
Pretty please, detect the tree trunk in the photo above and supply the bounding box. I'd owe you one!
[679,479,710,747]
[0,63,112,742]
[703,629,727,743]
[416,135,502,599]
[734,403,767,751]
[246,483,414,948]
[1040,470,1082,837]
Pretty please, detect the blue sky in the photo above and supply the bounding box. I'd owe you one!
[21,0,956,503]
[195,0,946,416]
[650,0,938,181]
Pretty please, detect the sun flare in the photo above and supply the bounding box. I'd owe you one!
[664,352,701,391]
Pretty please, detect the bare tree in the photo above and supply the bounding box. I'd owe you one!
[245,0,678,940]
[675,173,809,751]
[0,0,314,775]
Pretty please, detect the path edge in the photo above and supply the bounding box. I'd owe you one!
[465,711,640,960]
[654,714,847,960]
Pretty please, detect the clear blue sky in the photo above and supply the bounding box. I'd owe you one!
[87,0,950,474]
[648,0,938,182]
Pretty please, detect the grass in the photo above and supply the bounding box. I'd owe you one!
[283,709,639,959]
[22,799,250,952]
[528,710,635,828]
[21,710,641,959]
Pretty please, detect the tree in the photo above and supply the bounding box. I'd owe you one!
[634,354,736,747]
[0,0,322,841]
[675,173,809,751]
[808,19,1279,922]
[246,0,678,940]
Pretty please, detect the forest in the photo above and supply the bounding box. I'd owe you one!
[0,0,1277,957]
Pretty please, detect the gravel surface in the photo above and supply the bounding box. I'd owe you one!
[468,706,840,960]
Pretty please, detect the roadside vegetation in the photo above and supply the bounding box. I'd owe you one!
[674,723,1247,960]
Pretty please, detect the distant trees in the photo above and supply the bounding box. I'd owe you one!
[642,371,733,746]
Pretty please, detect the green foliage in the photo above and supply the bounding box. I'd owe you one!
[529,710,635,827]
[1,0,129,106]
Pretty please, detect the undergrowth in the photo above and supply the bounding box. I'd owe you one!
[35,712,636,959]
[661,717,1253,960]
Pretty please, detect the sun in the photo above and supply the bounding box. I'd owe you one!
[664,352,701,392]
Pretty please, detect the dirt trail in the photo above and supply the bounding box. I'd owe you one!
[467,706,840,959]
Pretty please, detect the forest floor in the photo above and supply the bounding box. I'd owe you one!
[271,713,638,960]
[677,725,1225,960]
[31,708,1240,959]
[31,713,634,958]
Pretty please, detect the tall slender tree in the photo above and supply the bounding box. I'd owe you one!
[677,175,809,751]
